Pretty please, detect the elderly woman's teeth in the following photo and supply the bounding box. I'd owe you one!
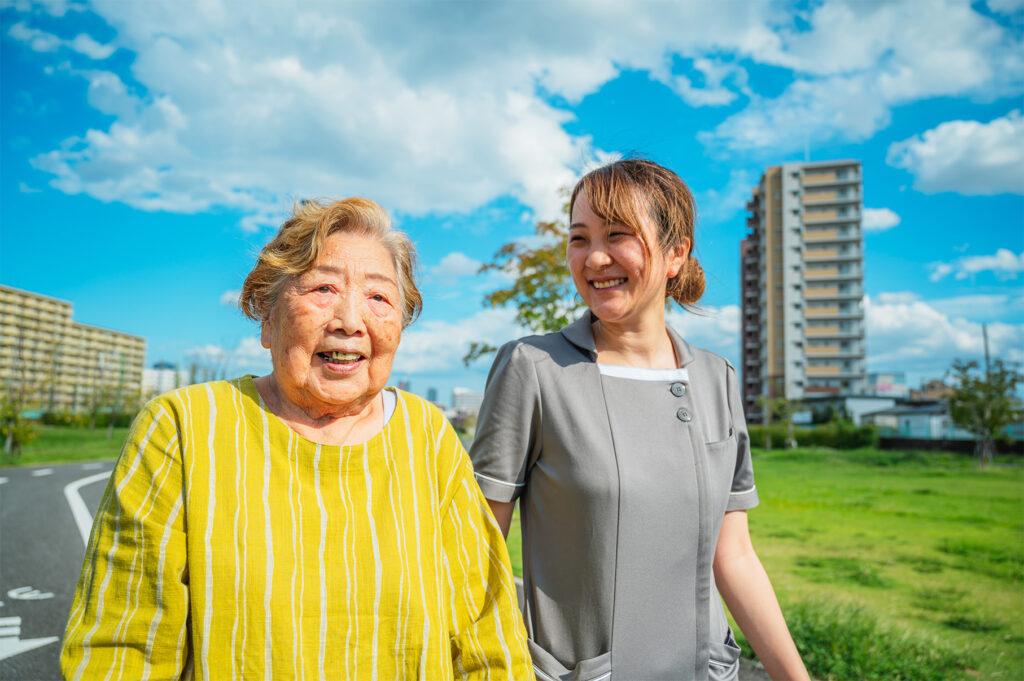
[322,351,361,362]
[593,278,627,289]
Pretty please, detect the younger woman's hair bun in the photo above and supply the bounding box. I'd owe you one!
[669,255,705,306]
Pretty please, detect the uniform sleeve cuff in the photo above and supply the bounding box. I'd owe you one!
[726,487,759,512]
[473,472,524,503]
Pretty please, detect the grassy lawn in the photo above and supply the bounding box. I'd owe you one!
[504,447,1023,680]
[1,424,127,467]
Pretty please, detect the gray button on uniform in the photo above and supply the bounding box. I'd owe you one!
[670,382,687,397]
[676,408,692,422]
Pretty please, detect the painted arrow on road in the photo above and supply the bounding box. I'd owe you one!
[0,616,59,661]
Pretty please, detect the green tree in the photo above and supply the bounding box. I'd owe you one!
[3,329,42,458]
[462,216,584,365]
[948,358,1022,466]
[757,395,802,451]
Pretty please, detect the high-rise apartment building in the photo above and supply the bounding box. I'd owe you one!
[0,285,146,412]
[740,160,867,420]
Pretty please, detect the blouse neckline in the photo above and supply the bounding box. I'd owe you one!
[239,374,399,450]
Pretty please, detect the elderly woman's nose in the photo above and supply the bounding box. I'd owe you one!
[328,292,365,334]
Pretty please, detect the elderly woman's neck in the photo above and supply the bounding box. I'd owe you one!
[254,374,386,447]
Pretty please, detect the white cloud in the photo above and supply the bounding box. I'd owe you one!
[886,110,1024,195]
[667,304,741,365]
[697,169,754,225]
[393,308,524,374]
[866,294,1024,370]
[219,289,241,306]
[7,21,114,59]
[930,248,1024,281]
[928,262,955,282]
[701,0,1023,154]
[928,292,1024,319]
[666,58,750,108]
[18,182,41,193]
[12,0,1023,224]
[186,336,271,376]
[428,252,482,281]
[987,0,1024,14]
[862,207,901,232]
[875,291,920,305]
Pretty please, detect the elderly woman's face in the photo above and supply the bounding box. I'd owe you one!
[262,232,402,416]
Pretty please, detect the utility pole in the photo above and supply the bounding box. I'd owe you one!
[983,323,991,378]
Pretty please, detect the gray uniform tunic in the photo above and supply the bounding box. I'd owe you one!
[470,314,758,681]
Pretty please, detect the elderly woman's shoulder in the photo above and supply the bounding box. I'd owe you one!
[390,387,450,426]
[141,377,252,417]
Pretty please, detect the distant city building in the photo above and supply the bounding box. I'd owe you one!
[741,160,867,421]
[0,285,146,412]
[142,362,191,396]
[866,372,908,398]
[909,379,954,402]
[451,386,484,414]
[397,379,411,392]
[426,387,438,404]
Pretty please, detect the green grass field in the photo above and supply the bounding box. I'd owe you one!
[1,424,127,466]
[9,430,1021,678]
[505,447,1023,680]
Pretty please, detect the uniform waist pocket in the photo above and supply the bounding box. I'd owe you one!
[527,639,611,681]
[707,629,741,681]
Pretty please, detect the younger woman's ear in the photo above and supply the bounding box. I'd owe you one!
[666,239,690,279]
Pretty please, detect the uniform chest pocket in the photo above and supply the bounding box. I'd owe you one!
[704,433,738,500]
[704,428,735,454]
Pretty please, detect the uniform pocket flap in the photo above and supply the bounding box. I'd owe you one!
[528,639,611,681]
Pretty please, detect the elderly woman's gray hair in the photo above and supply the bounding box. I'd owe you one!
[240,197,422,327]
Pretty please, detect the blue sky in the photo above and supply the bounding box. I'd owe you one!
[2,0,1023,406]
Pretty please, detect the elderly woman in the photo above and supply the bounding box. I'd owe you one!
[61,198,532,679]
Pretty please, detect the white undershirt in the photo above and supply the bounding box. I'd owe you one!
[596,364,690,382]
[382,388,397,422]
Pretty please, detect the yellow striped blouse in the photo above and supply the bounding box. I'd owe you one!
[61,377,532,680]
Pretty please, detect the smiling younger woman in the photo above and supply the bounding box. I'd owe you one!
[61,198,531,679]
[470,160,810,680]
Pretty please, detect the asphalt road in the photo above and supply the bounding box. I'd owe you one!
[0,458,772,681]
[0,460,115,681]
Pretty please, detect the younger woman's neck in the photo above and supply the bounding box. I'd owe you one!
[592,313,677,370]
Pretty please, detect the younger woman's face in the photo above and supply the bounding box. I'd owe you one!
[567,191,687,328]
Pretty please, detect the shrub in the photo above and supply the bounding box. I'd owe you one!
[741,599,974,681]
[41,410,88,427]
[747,421,878,450]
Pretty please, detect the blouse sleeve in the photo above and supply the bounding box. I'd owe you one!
[725,362,759,512]
[60,398,191,680]
[441,440,533,679]
[469,341,542,502]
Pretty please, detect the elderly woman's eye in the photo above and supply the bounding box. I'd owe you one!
[371,294,387,302]
[316,285,331,293]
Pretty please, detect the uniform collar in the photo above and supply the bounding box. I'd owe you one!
[560,310,696,367]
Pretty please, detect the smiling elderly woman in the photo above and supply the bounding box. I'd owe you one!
[60,198,531,680]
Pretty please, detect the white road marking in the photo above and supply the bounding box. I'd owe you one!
[7,587,54,601]
[64,471,113,547]
[81,462,105,470]
[0,616,59,661]
[31,468,54,477]
[0,477,8,485]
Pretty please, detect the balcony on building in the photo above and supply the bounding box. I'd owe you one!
[800,167,860,188]
[800,190,860,206]
[803,226,861,244]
